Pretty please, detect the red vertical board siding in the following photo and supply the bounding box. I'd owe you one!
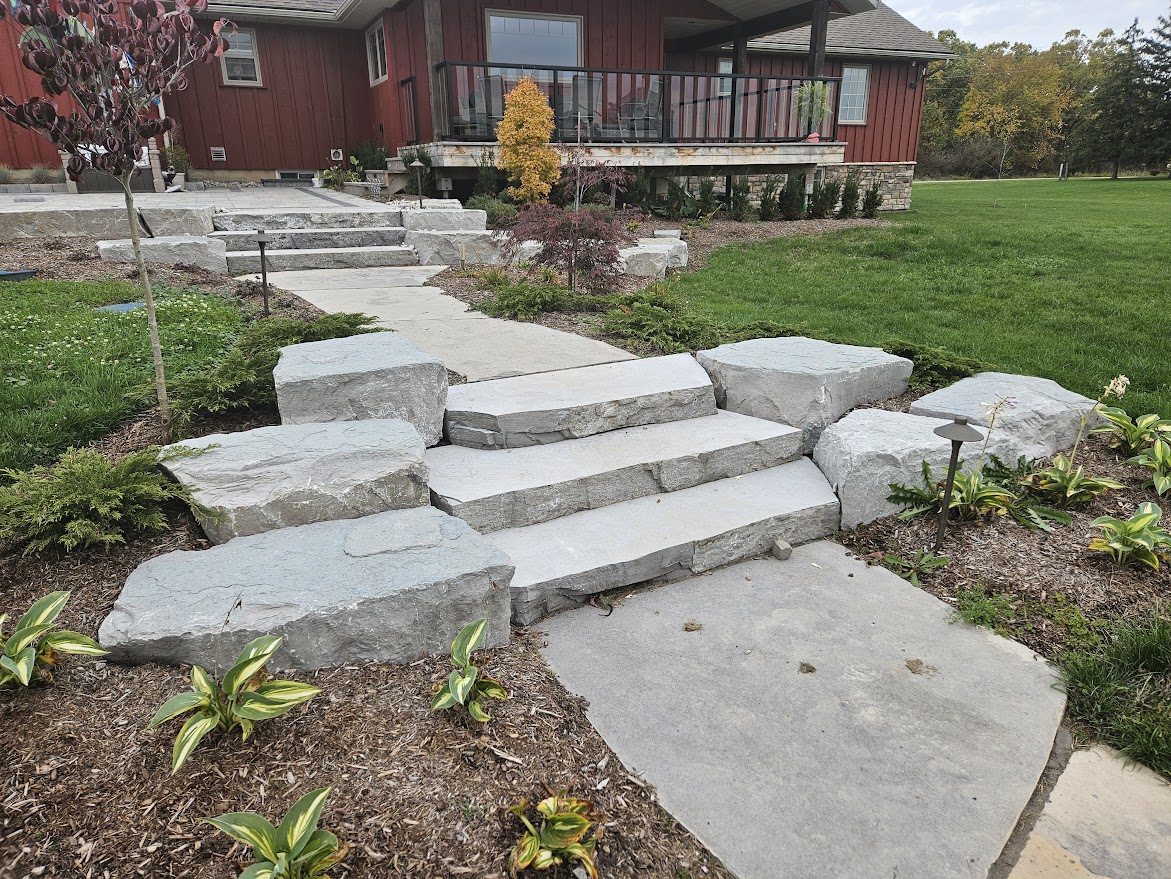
[0,19,73,167]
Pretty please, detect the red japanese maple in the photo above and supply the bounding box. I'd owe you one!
[1,0,234,434]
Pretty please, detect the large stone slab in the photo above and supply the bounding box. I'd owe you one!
[697,337,913,453]
[401,208,487,232]
[539,542,1066,879]
[164,420,428,544]
[813,408,1017,529]
[445,353,716,449]
[619,238,689,278]
[406,230,504,266]
[225,245,418,274]
[98,235,228,274]
[274,332,448,446]
[139,205,215,236]
[210,227,407,251]
[98,507,514,671]
[429,411,802,532]
[1008,746,1171,879]
[490,459,840,624]
[910,372,1100,461]
[212,209,403,231]
[0,207,129,239]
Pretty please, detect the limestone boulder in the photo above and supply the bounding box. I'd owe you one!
[406,230,505,266]
[1,207,129,239]
[139,205,215,236]
[97,235,228,273]
[164,420,428,544]
[813,408,1016,529]
[97,507,514,671]
[618,239,688,278]
[697,337,914,453]
[401,209,488,232]
[909,372,1100,461]
[274,332,448,446]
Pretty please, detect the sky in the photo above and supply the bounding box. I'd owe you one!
[897,0,1168,48]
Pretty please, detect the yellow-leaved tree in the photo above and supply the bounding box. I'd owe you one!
[497,79,561,203]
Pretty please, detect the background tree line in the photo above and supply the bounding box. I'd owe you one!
[919,5,1171,178]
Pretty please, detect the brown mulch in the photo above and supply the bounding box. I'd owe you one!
[840,433,1171,659]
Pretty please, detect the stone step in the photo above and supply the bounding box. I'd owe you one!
[213,209,404,231]
[163,419,429,544]
[98,507,514,672]
[225,245,419,274]
[429,411,802,533]
[490,459,841,625]
[210,226,407,251]
[445,353,717,449]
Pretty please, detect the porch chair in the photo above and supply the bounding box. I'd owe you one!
[453,74,505,139]
[620,78,663,142]
[559,73,604,141]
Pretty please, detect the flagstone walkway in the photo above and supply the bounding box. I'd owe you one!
[263,266,635,382]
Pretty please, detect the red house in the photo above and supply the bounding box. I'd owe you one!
[0,0,951,208]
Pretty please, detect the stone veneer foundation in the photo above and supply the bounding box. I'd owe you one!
[684,161,916,212]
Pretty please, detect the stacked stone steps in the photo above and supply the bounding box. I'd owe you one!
[213,209,407,231]
[225,245,420,274]
[210,226,408,251]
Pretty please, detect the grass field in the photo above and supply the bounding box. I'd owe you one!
[678,177,1171,416]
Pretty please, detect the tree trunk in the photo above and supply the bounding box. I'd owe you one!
[121,175,172,439]
[1111,160,1120,180]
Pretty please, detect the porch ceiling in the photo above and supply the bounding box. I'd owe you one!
[706,0,874,18]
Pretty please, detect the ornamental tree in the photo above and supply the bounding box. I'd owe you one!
[496,78,560,203]
[0,0,234,436]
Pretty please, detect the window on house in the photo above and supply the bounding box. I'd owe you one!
[221,29,262,86]
[367,22,388,85]
[486,11,582,67]
[839,65,870,124]
[718,57,733,96]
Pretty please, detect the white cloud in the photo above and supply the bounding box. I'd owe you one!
[894,0,1166,47]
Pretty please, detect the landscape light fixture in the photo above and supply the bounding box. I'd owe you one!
[933,416,985,551]
[410,159,426,209]
[254,229,274,316]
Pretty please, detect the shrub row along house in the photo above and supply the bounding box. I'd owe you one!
[0,0,951,208]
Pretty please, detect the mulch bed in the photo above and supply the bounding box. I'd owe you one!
[840,433,1171,660]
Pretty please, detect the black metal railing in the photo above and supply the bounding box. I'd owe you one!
[439,61,841,145]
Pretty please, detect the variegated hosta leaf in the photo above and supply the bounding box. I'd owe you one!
[171,713,219,773]
[276,787,331,858]
[477,677,509,701]
[221,636,283,696]
[234,689,314,722]
[190,665,217,697]
[237,862,276,879]
[0,648,35,686]
[467,699,491,723]
[201,811,280,864]
[239,717,255,741]
[6,623,53,656]
[532,848,561,869]
[509,832,541,871]
[540,812,592,849]
[563,843,600,879]
[148,691,209,728]
[449,668,477,705]
[450,618,488,668]
[38,631,107,657]
[255,679,321,703]
[296,829,340,868]
[15,591,70,632]
[431,685,458,712]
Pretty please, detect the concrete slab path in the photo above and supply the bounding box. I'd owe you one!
[264,267,636,382]
[540,541,1066,879]
[1008,746,1171,879]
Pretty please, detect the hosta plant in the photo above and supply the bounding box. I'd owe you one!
[883,550,948,588]
[1089,503,1171,570]
[0,591,106,687]
[149,635,320,773]
[889,463,1070,532]
[202,787,345,879]
[1094,407,1171,456]
[1127,439,1171,496]
[1022,455,1124,507]
[431,618,508,722]
[508,792,600,878]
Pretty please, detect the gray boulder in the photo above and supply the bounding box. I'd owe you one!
[406,230,504,266]
[97,235,228,273]
[274,333,448,447]
[97,507,514,671]
[619,239,688,278]
[697,337,914,453]
[164,420,429,544]
[139,206,216,236]
[910,372,1100,461]
[401,209,487,232]
[813,408,1016,529]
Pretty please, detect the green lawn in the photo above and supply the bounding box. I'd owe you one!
[0,280,242,472]
[679,177,1171,416]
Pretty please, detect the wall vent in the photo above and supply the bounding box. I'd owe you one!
[209,146,227,162]
[330,148,344,162]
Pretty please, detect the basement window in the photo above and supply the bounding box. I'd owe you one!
[367,21,388,85]
[221,28,262,86]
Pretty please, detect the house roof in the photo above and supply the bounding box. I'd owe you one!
[750,2,954,59]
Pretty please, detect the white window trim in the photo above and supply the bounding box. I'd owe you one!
[220,27,263,88]
[367,21,388,86]
[839,63,871,126]
[484,9,584,67]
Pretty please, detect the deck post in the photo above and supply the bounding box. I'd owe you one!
[422,0,447,141]
[726,34,748,199]
[807,0,829,77]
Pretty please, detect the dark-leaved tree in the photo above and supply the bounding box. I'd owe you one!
[0,0,234,435]
[504,204,635,295]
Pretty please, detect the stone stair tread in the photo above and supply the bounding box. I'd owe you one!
[445,353,717,449]
[213,209,403,231]
[225,245,419,274]
[225,245,417,257]
[428,411,802,532]
[489,459,841,624]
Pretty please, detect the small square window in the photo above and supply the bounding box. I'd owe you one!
[718,57,734,96]
[221,29,262,86]
[839,65,870,125]
[367,22,388,85]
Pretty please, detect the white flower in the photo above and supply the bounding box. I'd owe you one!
[1103,375,1130,400]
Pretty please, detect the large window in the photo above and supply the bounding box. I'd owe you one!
[486,11,582,67]
[221,28,261,86]
[839,65,870,124]
[367,22,388,85]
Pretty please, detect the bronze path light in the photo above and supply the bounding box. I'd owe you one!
[254,229,274,317]
[410,160,426,209]
[933,417,985,551]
